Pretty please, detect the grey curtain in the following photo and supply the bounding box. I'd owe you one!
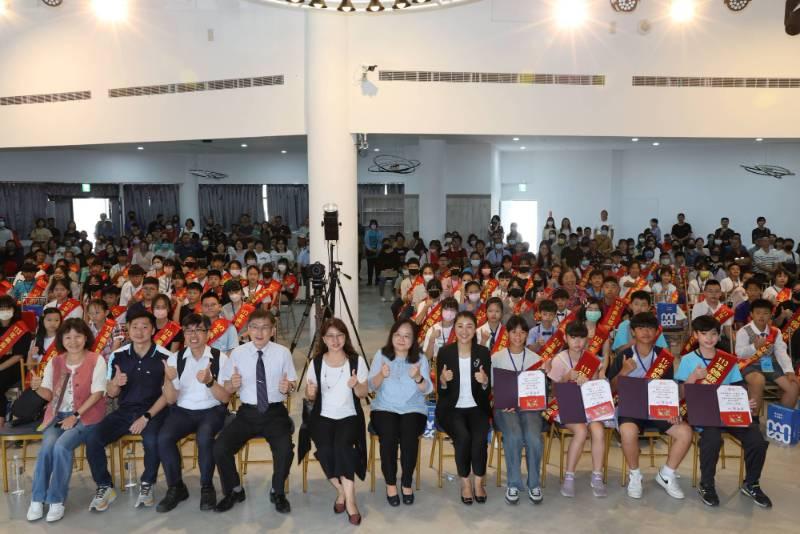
[123,184,180,232]
[199,184,264,231]
[266,184,308,230]
[0,182,119,239]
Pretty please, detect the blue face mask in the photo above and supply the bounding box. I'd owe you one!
[586,310,602,323]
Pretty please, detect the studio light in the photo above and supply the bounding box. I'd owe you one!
[787,0,800,36]
[41,0,64,6]
[92,0,128,22]
[309,0,327,8]
[670,0,695,23]
[337,0,356,11]
[393,0,411,9]
[555,0,589,29]
[323,203,340,241]
[367,0,385,11]
[724,0,751,11]
[610,0,638,12]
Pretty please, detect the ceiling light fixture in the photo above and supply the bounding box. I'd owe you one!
[724,0,751,12]
[241,143,248,148]
[92,0,128,22]
[512,137,520,141]
[337,0,355,11]
[281,150,288,154]
[670,0,695,23]
[0,0,7,15]
[755,138,764,142]
[631,137,639,142]
[308,0,327,8]
[555,0,589,29]
[374,148,381,152]
[610,0,638,12]
[41,0,64,6]
[393,0,411,9]
[366,0,385,11]
[137,146,144,150]
[652,142,660,146]
[520,146,527,150]
[268,0,462,13]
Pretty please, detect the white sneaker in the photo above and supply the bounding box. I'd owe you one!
[46,503,65,522]
[27,502,44,521]
[656,470,685,499]
[528,487,543,504]
[89,486,117,512]
[505,487,520,504]
[136,482,155,508]
[627,470,643,499]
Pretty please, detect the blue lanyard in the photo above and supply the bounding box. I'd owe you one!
[694,350,711,367]
[633,346,654,373]
[507,348,526,375]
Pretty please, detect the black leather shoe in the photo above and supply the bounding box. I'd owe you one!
[401,492,415,505]
[156,483,189,513]
[270,492,292,514]
[200,485,217,511]
[214,489,246,512]
[386,493,400,507]
[460,495,473,505]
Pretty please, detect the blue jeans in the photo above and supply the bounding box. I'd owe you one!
[32,413,95,504]
[493,409,543,490]
[85,409,166,487]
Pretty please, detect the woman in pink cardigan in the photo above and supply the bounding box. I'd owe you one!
[26,318,108,523]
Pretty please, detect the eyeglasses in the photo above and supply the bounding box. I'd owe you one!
[248,324,273,332]
[392,333,413,341]
[184,328,208,335]
[323,333,346,341]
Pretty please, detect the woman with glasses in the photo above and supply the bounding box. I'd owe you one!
[368,319,433,506]
[302,318,368,525]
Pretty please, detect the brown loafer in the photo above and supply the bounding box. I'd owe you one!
[333,501,346,514]
[346,510,362,525]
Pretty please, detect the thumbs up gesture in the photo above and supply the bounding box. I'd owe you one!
[113,364,128,387]
[408,363,421,380]
[621,357,638,376]
[231,366,242,390]
[30,373,43,391]
[689,364,707,383]
[347,369,358,389]
[474,364,488,385]
[279,373,290,394]
[381,362,391,378]
[306,379,318,400]
[480,330,490,345]
[196,362,212,385]
[440,364,454,386]
[163,360,178,382]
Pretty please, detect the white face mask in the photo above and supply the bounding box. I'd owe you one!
[0,310,13,321]
[468,293,481,303]
[153,309,169,320]
[152,263,163,270]
[247,260,257,266]
[442,310,457,322]
[277,264,287,273]
[229,293,242,303]
[470,259,480,267]
[508,239,517,245]
[423,274,434,283]
[230,269,241,278]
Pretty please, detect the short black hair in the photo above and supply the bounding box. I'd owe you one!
[603,276,619,286]
[505,315,530,333]
[704,279,721,289]
[486,296,503,312]
[187,282,204,293]
[128,265,145,276]
[126,308,156,330]
[691,315,720,334]
[181,313,211,330]
[630,290,652,305]
[552,288,569,301]
[565,321,589,338]
[441,297,459,311]
[142,276,159,288]
[744,279,762,291]
[538,299,557,313]
[750,298,773,313]
[630,312,659,330]
[201,291,221,303]
[207,269,222,278]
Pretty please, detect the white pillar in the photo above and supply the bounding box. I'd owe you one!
[306,12,359,329]
[418,139,447,243]
[179,174,200,230]
[490,146,502,217]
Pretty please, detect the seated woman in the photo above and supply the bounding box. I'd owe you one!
[368,319,433,506]
[27,318,107,523]
[44,278,83,320]
[424,297,459,360]
[0,295,34,427]
[436,311,492,505]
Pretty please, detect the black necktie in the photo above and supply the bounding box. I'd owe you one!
[256,350,269,413]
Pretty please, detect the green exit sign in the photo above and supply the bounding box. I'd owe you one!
[81,183,91,193]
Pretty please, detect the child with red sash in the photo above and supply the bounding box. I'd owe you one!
[414,278,444,342]
[26,308,62,390]
[773,280,800,359]
[477,297,508,353]
[689,279,734,352]
[85,299,123,360]
[580,298,614,377]
[527,300,558,352]
[546,321,607,499]
[0,295,33,427]
[45,279,83,320]
[152,294,183,352]
[178,282,205,324]
[201,292,239,356]
[762,267,791,306]
[607,313,692,500]
[734,299,799,411]
[424,297,460,359]
[675,315,772,508]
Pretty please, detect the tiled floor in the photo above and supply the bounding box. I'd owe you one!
[2,283,797,533]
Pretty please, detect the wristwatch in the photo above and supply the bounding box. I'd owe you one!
[415,376,424,384]
[143,412,152,421]
[205,378,216,388]
[72,411,80,419]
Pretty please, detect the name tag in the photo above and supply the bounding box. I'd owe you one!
[760,355,774,373]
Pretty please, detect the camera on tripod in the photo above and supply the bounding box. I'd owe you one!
[306,262,326,294]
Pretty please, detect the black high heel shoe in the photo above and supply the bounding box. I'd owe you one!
[474,484,487,503]
[401,488,415,505]
[386,493,400,507]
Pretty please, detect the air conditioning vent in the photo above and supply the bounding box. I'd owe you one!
[0,90,91,106]
[379,71,605,86]
[633,76,800,88]
[108,75,284,98]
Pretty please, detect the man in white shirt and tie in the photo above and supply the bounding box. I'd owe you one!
[213,309,297,514]
[157,313,232,513]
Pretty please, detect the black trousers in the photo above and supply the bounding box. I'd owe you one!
[698,424,769,487]
[212,403,294,496]
[370,411,426,488]
[439,407,489,478]
[157,404,227,487]
[312,415,360,481]
[366,256,378,285]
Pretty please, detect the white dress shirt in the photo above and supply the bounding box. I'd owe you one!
[691,300,733,327]
[734,322,793,374]
[219,341,296,405]
[167,346,229,410]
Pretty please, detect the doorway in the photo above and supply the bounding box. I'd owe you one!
[500,200,538,248]
[72,198,111,245]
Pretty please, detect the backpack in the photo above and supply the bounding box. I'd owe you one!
[8,389,47,427]
[176,347,221,381]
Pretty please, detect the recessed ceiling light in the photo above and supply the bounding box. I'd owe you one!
[374,148,380,152]
[137,146,144,150]
[652,142,660,146]
[512,137,520,142]
[241,143,248,148]
[520,146,527,150]
[631,138,639,142]
[281,150,287,154]
[755,138,763,142]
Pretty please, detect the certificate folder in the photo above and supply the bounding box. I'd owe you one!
[616,376,648,420]
[553,382,586,424]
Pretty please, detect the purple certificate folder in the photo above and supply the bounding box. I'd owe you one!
[616,376,648,420]
[553,382,586,424]
[493,368,519,410]
[684,384,723,427]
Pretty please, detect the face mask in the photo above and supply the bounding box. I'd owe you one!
[519,266,530,274]
[481,268,491,276]
[508,239,517,245]
[546,221,554,227]
[428,289,441,299]
[557,239,565,245]
[408,269,419,276]
[660,257,670,265]
[402,269,409,276]
[278,264,287,273]
[229,293,242,303]
[421,274,434,284]
[509,287,524,298]
[470,259,480,268]
[201,240,209,247]
[444,239,452,245]
[714,239,722,245]
[0,221,5,228]
[468,240,476,246]
[153,309,169,319]
[468,293,481,303]
[370,224,377,230]
[0,310,13,321]
[580,259,590,268]
[586,310,602,322]
[494,243,503,250]
[152,262,163,270]
[638,238,645,243]
[442,310,457,322]
[263,271,273,279]
[699,270,711,280]
[247,260,257,266]
[600,230,608,236]
[230,269,241,278]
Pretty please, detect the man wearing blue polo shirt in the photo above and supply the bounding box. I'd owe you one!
[85,309,172,512]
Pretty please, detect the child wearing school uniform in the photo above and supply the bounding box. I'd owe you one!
[527,300,557,352]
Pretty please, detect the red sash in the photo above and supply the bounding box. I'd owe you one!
[283,273,299,298]
[133,287,144,302]
[737,326,779,370]
[222,272,232,284]
[577,268,592,289]
[513,299,532,316]
[251,279,282,306]
[68,263,79,273]
[28,340,59,387]
[523,277,535,294]
[681,304,734,354]
[475,304,488,328]
[490,325,509,353]
[417,301,443,345]
[27,276,49,299]
[0,321,29,359]
[91,319,116,353]
[438,269,451,281]
[38,263,51,273]
[58,298,80,318]
[776,287,791,304]
[611,348,675,405]
[233,303,257,332]
[543,351,601,423]
[110,305,126,319]
[0,280,12,296]
[480,278,499,302]
[679,350,738,417]
[781,308,800,343]
[529,310,579,370]
[174,287,188,300]
[207,318,231,346]
[154,321,182,348]
[185,271,197,283]
[587,298,627,356]
[624,277,650,302]
[612,266,627,279]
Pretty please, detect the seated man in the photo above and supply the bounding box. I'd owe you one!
[200,292,240,356]
[690,280,734,351]
[612,291,669,356]
[607,313,692,500]
[85,309,171,511]
[734,298,799,411]
[157,313,232,513]
[676,315,771,509]
[734,279,763,330]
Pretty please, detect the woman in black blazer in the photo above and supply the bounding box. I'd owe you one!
[435,310,492,505]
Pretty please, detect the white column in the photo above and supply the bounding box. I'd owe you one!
[306,12,359,329]
[418,139,446,243]
[490,146,502,217]
[179,174,200,230]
